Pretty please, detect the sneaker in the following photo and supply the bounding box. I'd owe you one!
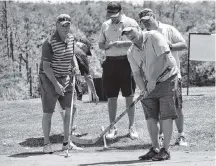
[43,144,54,154]
[152,148,170,161]
[129,126,138,140]
[159,135,164,147]
[62,141,83,151]
[138,147,159,160]
[175,135,188,146]
[106,127,117,140]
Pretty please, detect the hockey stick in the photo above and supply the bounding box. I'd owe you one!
[65,75,76,157]
[71,67,172,145]
[70,94,143,145]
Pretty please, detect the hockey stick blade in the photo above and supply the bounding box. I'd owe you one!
[71,95,143,145]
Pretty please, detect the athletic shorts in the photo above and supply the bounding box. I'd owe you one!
[102,56,136,98]
[175,78,183,109]
[141,74,178,121]
[39,73,75,113]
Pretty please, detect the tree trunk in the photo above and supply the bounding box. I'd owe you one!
[19,53,22,72]
[3,1,9,57]
[10,31,14,61]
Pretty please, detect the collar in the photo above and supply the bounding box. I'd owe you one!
[119,14,126,23]
[157,21,164,31]
[110,14,126,24]
[53,31,61,42]
[142,31,149,43]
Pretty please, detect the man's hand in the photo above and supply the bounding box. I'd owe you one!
[147,80,156,94]
[140,90,148,99]
[92,93,99,104]
[54,82,65,96]
[72,67,81,76]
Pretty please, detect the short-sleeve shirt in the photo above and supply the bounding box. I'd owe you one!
[157,22,186,78]
[127,30,178,83]
[98,14,139,57]
[40,31,75,77]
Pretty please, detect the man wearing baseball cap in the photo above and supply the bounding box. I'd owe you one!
[39,14,83,153]
[139,8,188,147]
[122,26,178,161]
[98,2,139,140]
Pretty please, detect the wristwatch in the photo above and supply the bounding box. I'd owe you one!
[169,44,173,50]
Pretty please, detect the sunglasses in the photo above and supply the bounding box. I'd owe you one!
[57,17,71,22]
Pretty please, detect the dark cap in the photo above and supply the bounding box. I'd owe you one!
[138,8,154,20]
[57,14,71,26]
[106,2,122,18]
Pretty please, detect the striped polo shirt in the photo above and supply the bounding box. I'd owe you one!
[40,31,74,77]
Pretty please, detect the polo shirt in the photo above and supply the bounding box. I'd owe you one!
[157,22,186,78]
[127,30,178,83]
[98,14,139,57]
[40,31,74,77]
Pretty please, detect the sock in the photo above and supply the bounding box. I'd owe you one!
[178,132,184,137]
[63,142,68,146]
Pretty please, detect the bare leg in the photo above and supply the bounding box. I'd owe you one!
[125,96,135,128]
[63,107,71,142]
[108,97,118,124]
[175,108,184,134]
[146,118,160,150]
[161,119,173,150]
[42,113,53,145]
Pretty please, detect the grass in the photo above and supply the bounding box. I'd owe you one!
[0,86,215,155]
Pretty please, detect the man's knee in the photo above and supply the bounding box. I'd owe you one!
[64,105,76,114]
[176,107,183,117]
[108,97,118,102]
[43,113,53,120]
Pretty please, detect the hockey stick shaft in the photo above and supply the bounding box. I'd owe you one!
[71,94,143,144]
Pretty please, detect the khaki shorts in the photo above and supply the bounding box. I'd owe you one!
[39,74,75,113]
[141,75,178,121]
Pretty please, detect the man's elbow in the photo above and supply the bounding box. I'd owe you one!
[183,42,188,49]
[133,71,142,77]
[98,42,104,50]
[43,61,51,72]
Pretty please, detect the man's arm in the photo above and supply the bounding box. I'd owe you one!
[43,61,64,96]
[169,26,187,51]
[83,74,99,103]
[98,41,114,50]
[169,41,187,51]
[133,71,147,92]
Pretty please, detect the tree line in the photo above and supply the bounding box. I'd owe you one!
[0,0,215,100]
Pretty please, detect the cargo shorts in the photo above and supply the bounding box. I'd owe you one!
[39,73,75,113]
[141,74,178,121]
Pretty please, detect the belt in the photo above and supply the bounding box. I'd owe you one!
[106,55,127,60]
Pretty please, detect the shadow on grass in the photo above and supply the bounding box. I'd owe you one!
[75,134,130,147]
[19,134,107,148]
[183,94,204,96]
[79,159,153,166]
[19,134,64,147]
[8,152,45,158]
[83,101,108,104]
